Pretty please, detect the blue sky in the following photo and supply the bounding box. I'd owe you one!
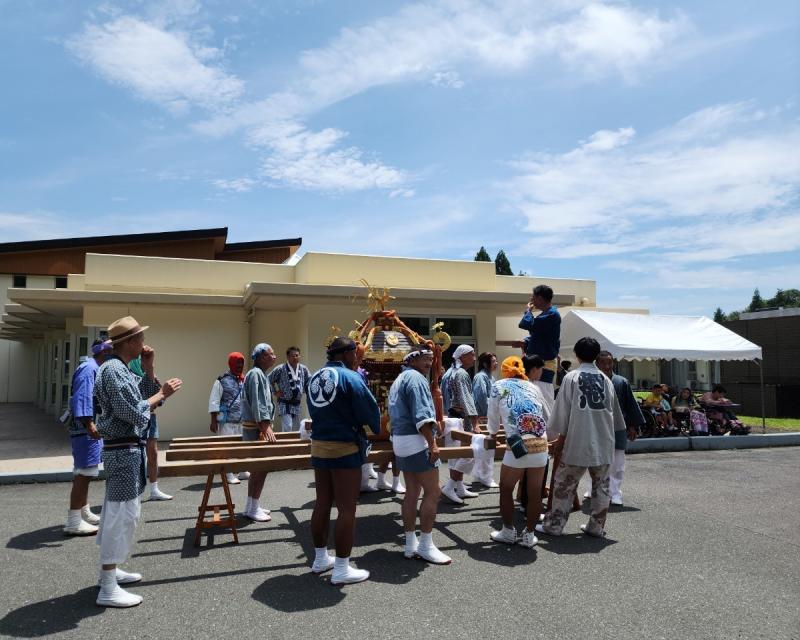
[1,0,798,316]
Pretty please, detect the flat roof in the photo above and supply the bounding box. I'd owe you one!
[0,228,302,254]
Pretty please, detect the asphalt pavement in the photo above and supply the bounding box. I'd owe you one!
[1,447,798,640]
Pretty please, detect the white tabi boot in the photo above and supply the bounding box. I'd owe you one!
[360,464,378,492]
[226,472,241,485]
[149,482,173,501]
[238,471,251,480]
[97,567,143,585]
[391,475,406,494]
[368,465,378,479]
[64,509,98,536]
[455,480,478,499]
[441,479,463,504]
[404,531,419,559]
[330,557,369,585]
[80,505,101,525]
[375,472,392,491]
[416,532,451,565]
[244,497,271,522]
[490,526,518,545]
[96,569,143,608]
[311,548,336,574]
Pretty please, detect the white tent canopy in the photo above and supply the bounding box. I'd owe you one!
[559,310,762,361]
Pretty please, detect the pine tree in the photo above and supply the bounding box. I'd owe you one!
[713,308,726,323]
[474,246,491,262]
[494,250,513,276]
[748,288,764,312]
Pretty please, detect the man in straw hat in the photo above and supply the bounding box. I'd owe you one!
[93,316,182,607]
[389,344,451,564]
[63,338,112,536]
[240,343,277,522]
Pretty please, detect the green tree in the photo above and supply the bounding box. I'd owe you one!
[767,288,800,308]
[713,308,726,323]
[747,288,764,312]
[474,246,491,262]
[494,249,513,276]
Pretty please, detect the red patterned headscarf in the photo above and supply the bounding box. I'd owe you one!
[228,352,245,382]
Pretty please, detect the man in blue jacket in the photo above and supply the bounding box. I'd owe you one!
[307,337,381,585]
[519,284,561,413]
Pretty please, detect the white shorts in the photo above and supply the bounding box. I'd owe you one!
[280,413,300,432]
[73,466,100,478]
[97,497,141,565]
[218,422,242,436]
[502,450,548,469]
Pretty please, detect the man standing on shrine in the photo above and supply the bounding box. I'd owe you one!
[519,284,561,414]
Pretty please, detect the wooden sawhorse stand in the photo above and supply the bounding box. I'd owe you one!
[193,468,239,547]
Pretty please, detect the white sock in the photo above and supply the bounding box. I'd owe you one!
[315,547,329,561]
[445,479,456,491]
[334,556,349,571]
[66,509,82,527]
[150,482,159,493]
[377,472,386,484]
[504,526,516,535]
[245,497,254,511]
[251,497,260,511]
[392,476,403,489]
[405,531,417,547]
[99,568,116,587]
[419,531,433,546]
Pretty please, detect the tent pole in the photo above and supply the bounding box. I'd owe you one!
[756,359,765,434]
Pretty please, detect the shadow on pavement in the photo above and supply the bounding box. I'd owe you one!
[438,522,539,567]
[6,525,67,551]
[252,573,346,611]
[535,533,617,555]
[0,587,103,637]
[356,548,428,584]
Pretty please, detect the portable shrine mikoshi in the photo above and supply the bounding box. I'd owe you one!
[159,283,499,546]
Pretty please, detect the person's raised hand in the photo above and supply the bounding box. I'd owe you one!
[162,378,182,399]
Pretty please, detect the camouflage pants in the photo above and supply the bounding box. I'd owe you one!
[543,462,610,536]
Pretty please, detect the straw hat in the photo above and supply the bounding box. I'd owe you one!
[108,316,149,345]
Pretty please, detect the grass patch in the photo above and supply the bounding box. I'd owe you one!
[738,416,800,431]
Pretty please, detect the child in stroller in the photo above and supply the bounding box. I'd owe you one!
[699,385,750,435]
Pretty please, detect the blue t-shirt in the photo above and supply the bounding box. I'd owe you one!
[69,358,99,435]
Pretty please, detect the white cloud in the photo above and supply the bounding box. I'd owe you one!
[213,177,257,192]
[67,1,692,194]
[502,102,800,260]
[66,15,243,114]
[431,70,465,89]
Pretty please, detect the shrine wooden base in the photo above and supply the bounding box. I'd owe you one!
[193,469,239,547]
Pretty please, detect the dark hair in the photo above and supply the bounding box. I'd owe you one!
[652,383,662,390]
[477,352,495,373]
[326,337,356,359]
[712,384,726,394]
[522,354,544,374]
[533,284,554,302]
[561,360,572,370]
[286,346,300,356]
[681,387,693,396]
[596,350,613,360]
[574,337,600,362]
[91,338,105,348]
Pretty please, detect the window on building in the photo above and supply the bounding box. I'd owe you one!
[403,315,476,371]
[12,274,26,288]
[54,276,68,289]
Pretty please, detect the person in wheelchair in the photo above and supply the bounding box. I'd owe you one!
[643,384,677,434]
[671,387,698,431]
[699,385,749,435]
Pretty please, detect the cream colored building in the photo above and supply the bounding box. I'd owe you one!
[2,249,601,438]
